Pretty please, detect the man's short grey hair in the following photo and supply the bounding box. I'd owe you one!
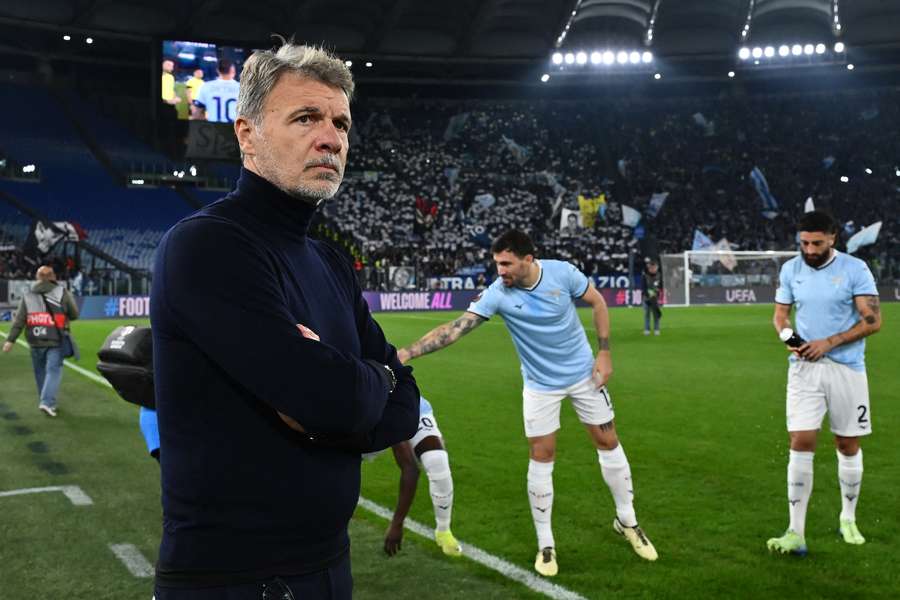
[236,40,354,124]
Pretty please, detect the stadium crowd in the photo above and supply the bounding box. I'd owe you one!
[316,87,898,288]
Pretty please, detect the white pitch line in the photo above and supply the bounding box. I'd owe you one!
[109,543,154,578]
[0,485,94,506]
[0,330,113,388]
[356,497,587,600]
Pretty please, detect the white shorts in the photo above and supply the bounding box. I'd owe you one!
[409,411,442,448]
[522,376,614,438]
[786,358,871,437]
[361,411,443,461]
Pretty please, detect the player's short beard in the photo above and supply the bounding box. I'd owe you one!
[802,247,832,268]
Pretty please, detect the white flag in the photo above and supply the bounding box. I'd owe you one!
[846,221,882,254]
[713,238,737,271]
[621,204,641,228]
[804,197,815,213]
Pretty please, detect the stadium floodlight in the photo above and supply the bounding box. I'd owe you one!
[728,71,735,78]
[778,45,789,56]
[642,51,653,63]
[764,46,774,57]
[752,47,762,58]
[344,60,352,67]
[865,168,872,175]
[602,51,615,65]
[540,73,550,83]
[896,167,900,177]
[189,165,198,177]
[803,44,814,55]
[63,35,71,41]
[629,51,641,64]
[590,51,602,65]
[365,61,373,67]
[564,52,575,64]
[791,44,803,56]
[834,42,845,53]
[815,43,826,54]
[552,52,563,65]
[131,178,145,185]
[653,72,661,80]
[738,47,751,60]
[86,37,93,44]
[840,176,849,182]
[616,51,628,64]
[835,23,841,31]
[22,164,36,173]
[576,51,587,65]
[847,63,854,70]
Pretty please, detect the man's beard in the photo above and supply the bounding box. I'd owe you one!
[802,249,832,268]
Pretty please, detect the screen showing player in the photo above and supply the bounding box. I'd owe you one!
[161,40,247,123]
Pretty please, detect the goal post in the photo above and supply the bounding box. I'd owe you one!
[660,250,798,306]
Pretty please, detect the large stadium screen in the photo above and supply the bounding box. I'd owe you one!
[161,40,247,123]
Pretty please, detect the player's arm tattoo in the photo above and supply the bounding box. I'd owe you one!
[863,296,880,324]
[598,337,610,351]
[827,296,882,347]
[403,313,485,359]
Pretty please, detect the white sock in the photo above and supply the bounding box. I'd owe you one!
[420,449,454,532]
[527,459,555,549]
[837,449,863,522]
[787,450,814,538]
[598,445,637,527]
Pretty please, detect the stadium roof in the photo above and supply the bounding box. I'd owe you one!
[2,0,900,85]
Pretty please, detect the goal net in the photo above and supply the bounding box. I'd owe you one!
[660,251,798,306]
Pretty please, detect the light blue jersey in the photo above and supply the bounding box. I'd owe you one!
[776,251,877,371]
[195,78,240,123]
[468,259,593,391]
[419,396,433,416]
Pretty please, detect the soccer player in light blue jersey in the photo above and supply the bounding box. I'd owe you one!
[768,211,882,556]
[398,230,657,576]
[193,59,240,123]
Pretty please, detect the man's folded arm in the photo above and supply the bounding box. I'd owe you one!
[157,218,390,434]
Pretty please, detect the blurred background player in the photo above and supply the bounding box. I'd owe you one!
[768,211,882,556]
[380,396,461,558]
[185,68,205,108]
[192,58,239,122]
[641,259,663,336]
[397,229,657,577]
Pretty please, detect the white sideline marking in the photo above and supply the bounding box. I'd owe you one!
[0,331,113,388]
[1,327,583,598]
[109,543,154,578]
[356,497,587,600]
[0,485,94,506]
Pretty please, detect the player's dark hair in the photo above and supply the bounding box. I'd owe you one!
[797,210,837,234]
[491,229,536,258]
[217,58,234,75]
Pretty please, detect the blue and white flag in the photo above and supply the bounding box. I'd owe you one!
[846,221,882,254]
[501,134,530,165]
[750,166,779,211]
[444,112,470,141]
[691,229,715,268]
[692,229,713,251]
[804,197,815,213]
[646,192,668,218]
[621,204,641,228]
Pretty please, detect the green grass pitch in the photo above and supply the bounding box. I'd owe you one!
[1,304,897,599]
